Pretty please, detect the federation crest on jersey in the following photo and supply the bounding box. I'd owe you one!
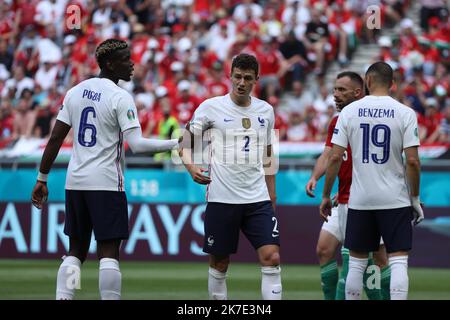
[127,109,135,121]
[242,118,251,129]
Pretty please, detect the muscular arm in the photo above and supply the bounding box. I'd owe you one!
[319,144,345,221]
[404,146,420,197]
[322,144,345,198]
[305,146,332,197]
[32,120,71,209]
[179,123,211,185]
[39,120,71,174]
[123,126,178,154]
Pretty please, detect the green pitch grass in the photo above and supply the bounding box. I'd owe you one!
[0,259,449,300]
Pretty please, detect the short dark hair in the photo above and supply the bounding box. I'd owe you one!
[365,61,393,87]
[95,39,128,69]
[231,53,259,77]
[336,71,364,89]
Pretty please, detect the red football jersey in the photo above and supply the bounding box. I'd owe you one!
[325,116,352,204]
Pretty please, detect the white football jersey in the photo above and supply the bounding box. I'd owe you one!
[57,77,140,191]
[189,94,275,204]
[331,96,420,210]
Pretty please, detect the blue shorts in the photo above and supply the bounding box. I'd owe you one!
[64,190,129,241]
[344,206,413,254]
[203,201,280,255]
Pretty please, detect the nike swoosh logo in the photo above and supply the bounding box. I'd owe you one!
[272,290,281,294]
[224,119,234,122]
[272,234,279,238]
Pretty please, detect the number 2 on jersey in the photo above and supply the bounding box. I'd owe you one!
[78,106,97,147]
[242,135,250,152]
[360,123,390,164]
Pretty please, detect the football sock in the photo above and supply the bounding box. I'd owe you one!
[380,265,391,300]
[56,255,81,300]
[320,259,338,300]
[335,247,349,300]
[99,258,121,300]
[346,256,368,300]
[261,266,282,300]
[363,256,382,300]
[208,267,227,300]
[389,256,408,300]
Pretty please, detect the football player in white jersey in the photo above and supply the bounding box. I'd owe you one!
[306,71,389,300]
[179,53,281,300]
[31,39,179,300]
[320,61,424,300]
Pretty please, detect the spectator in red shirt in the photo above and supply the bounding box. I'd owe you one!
[173,80,200,126]
[0,98,14,147]
[205,61,229,98]
[418,97,443,143]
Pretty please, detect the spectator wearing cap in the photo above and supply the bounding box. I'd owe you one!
[377,36,394,61]
[418,97,444,143]
[233,0,263,23]
[209,18,236,61]
[149,86,171,136]
[205,61,229,98]
[173,80,201,125]
[420,0,448,32]
[35,56,58,91]
[399,19,419,53]
[154,98,180,162]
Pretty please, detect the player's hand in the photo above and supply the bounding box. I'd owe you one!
[31,181,48,209]
[319,197,332,222]
[411,196,424,225]
[331,193,339,207]
[305,178,317,197]
[188,165,211,185]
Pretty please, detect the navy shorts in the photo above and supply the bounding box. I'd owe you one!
[344,206,413,254]
[203,201,280,255]
[64,190,129,241]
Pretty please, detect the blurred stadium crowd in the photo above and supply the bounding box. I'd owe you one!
[0,0,449,151]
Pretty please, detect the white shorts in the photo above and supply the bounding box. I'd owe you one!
[321,204,348,243]
[321,203,384,245]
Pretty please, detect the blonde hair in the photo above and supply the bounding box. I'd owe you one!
[95,39,128,68]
